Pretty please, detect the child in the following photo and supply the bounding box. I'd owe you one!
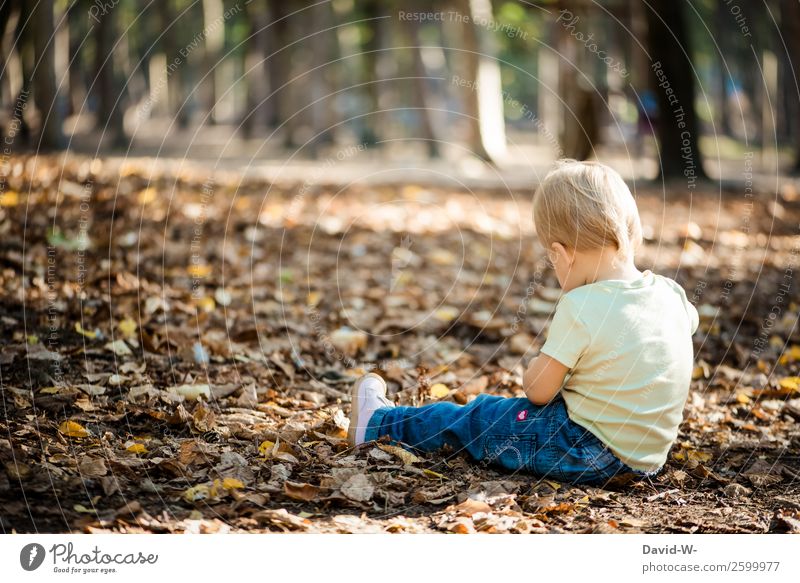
[348,160,699,487]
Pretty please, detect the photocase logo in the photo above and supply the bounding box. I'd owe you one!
[20,543,46,571]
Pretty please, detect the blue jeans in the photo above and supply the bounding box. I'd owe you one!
[365,393,660,487]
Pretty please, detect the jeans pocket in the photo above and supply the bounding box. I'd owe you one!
[483,434,535,472]
[583,441,621,474]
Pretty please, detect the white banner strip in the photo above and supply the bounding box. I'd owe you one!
[1,534,798,582]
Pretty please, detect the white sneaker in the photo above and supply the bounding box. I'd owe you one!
[347,373,394,446]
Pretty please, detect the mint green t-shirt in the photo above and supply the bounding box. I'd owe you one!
[539,270,699,472]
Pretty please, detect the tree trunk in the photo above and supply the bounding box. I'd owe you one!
[454,0,506,163]
[645,0,706,180]
[714,0,732,136]
[266,2,291,129]
[307,0,335,157]
[31,0,64,150]
[401,14,439,158]
[93,4,125,147]
[781,0,800,173]
[557,4,598,161]
[159,0,189,128]
[359,0,383,146]
[242,0,270,136]
[201,0,224,124]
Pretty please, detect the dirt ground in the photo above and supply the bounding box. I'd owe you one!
[1,153,799,534]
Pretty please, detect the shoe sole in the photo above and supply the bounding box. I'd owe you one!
[347,372,386,446]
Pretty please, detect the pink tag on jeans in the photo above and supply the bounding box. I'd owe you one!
[516,410,528,421]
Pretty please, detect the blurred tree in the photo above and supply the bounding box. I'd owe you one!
[454,0,506,163]
[400,1,439,158]
[358,0,385,147]
[307,0,336,157]
[557,2,599,161]
[201,0,224,123]
[266,1,291,131]
[158,0,189,129]
[5,0,66,151]
[713,0,732,137]
[27,0,65,150]
[242,0,270,136]
[92,1,125,147]
[780,0,800,173]
[645,0,707,180]
[0,0,30,146]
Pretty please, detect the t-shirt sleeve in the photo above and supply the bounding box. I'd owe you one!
[539,296,591,369]
[664,276,699,334]
[687,301,699,335]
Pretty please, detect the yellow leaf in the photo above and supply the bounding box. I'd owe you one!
[422,468,447,480]
[40,386,60,394]
[195,296,215,312]
[73,504,96,514]
[429,383,450,399]
[778,377,800,392]
[0,190,19,206]
[735,392,752,404]
[691,362,710,380]
[258,440,276,457]
[687,449,713,463]
[183,484,210,503]
[118,318,137,338]
[306,291,321,307]
[428,249,456,266]
[75,323,97,339]
[209,479,222,497]
[126,443,147,454]
[27,334,39,345]
[222,477,244,490]
[377,444,420,465]
[433,306,459,323]
[188,263,212,278]
[138,187,157,205]
[59,420,89,438]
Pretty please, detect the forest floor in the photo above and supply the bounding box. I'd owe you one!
[1,153,800,534]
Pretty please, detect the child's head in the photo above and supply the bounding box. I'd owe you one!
[533,159,643,288]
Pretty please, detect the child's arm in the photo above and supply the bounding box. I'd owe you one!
[523,353,569,405]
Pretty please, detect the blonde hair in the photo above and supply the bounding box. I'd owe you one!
[533,159,643,260]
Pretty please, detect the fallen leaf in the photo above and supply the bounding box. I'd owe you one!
[222,477,245,490]
[330,327,368,357]
[340,473,374,502]
[284,481,323,502]
[447,517,476,534]
[429,383,450,399]
[118,318,137,338]
[74,323,98,339]
[58,420,89,438]
[104,339,132,356]
[168,384,211,401]
[183,484,210,503]
[79,457,108,477]
[377,444,420,465]
[450,498,492,517]
[126,443,147,455]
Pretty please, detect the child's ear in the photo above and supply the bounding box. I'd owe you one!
[551,242,574,266]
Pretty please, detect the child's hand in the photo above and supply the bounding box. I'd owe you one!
[523,354,569,405]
